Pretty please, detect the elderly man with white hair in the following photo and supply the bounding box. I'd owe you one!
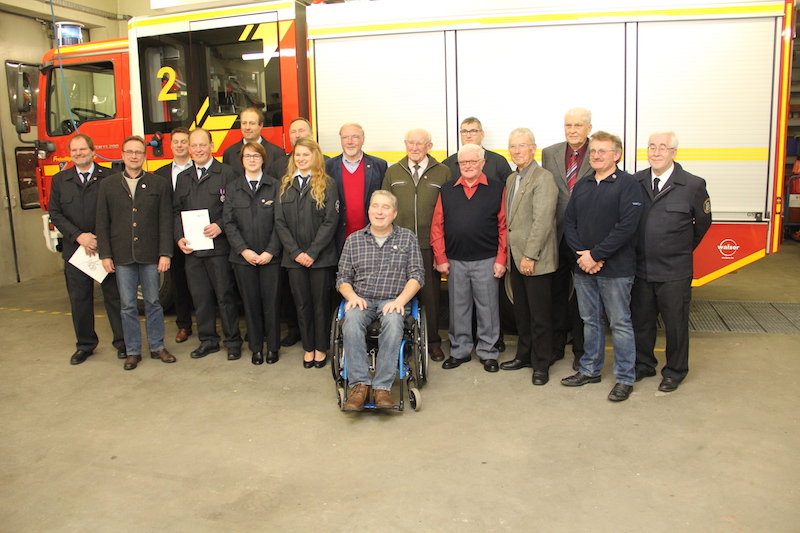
[431,143,507,372]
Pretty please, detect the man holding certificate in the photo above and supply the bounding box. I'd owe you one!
[174,128,243,361]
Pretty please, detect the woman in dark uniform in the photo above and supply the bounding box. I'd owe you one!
[222,142,283,365]
[275,138,339,368]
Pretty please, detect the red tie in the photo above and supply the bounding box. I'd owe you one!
[566,151,578,194]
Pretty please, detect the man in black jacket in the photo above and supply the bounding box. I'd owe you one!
[222,107,285,174]
[96,136,175,370]
[632,131,712,393]
[174,128,243,360]
[49,133,125,364]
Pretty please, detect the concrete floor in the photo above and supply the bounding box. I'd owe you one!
[1,243,799,532]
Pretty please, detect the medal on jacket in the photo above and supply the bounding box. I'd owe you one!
[220,188,225,202]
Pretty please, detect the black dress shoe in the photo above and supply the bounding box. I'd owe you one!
[658,377,680,392]
[561,372,601,387]
[227,347,242,360]
[70,350,92,365]
[635,368,657,382]
[608,383,633,401]
[495,339,506,353]
[190,343,220,359]
[280,330,301,347]
[572,356,582,371]
[442,355,471,369]
[500,358,532,370]
[314,355,328,369]
[532,370,549,386]
[482,359,499,372]
[265,351,279,364]
[116,347,127,359]
[251,352,264,365]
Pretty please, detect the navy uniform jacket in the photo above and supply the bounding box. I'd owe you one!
[222,175,283,265]
[96,171,173,265]
[634,162,712,282]
[173,159,238,257]
[49,164,112,260]
[325,152,388,253]
[222,137,285,174]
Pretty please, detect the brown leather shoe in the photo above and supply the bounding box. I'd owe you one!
[343,383,369,411]
[150,349,176,363]
[175,328,192,343]
[429,346,445,362]
[124,354,142,370]
[373,389,394,409]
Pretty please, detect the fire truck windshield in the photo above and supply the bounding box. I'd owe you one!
[46,61,116,136]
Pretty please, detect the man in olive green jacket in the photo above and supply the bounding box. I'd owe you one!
[382,128,451,361]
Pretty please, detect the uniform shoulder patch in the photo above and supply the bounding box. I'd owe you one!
[703,198,711,214]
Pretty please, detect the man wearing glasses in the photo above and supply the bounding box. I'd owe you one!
[382,129,451,362]
[632,131,711,393]
[431,144,507,372]
[326,123,388,253]
[174,128,243,361]
[541,108,595,372]
[561,132,643,401]
[502,128,559,385]
[96,136,175,370]
[443,117,512,183]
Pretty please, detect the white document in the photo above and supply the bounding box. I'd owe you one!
[181,209,214,251]
[68,246,108,283]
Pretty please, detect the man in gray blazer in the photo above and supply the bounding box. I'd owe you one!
[501,128,559,385]
[541,107,594,371]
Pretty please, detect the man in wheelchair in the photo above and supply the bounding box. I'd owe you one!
[336,190,425,411]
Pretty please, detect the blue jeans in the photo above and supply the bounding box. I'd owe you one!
[573,273,635,385]
[342,299,406,391]
[115,263,165,355]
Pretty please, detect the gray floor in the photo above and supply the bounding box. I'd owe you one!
[1,243,799,532]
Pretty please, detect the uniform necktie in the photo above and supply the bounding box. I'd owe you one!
[566,150,578,194]
[80,172,89,184]
[298,176,307,189]
[653,177,660,196]
[412,164,420,185]
[197,167,206,180]
[250,180,258,191]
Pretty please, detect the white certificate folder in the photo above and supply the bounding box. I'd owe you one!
[68,246,108,283]
[180,209,214,251]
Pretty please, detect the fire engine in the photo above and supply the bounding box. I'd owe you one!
[15,0,795,318]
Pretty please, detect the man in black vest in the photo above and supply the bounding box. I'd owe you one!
[49,133,125,364]
[431,144,507,372]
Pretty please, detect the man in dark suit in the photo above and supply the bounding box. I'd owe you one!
[96,136,175,370]
[49,133,125,364]
[632,131,712,393]
[541,107,594,371]
[325,122,388,253]
[174,128,243,361]
[154,127,194,344]
[442,117,512,183]
[222,107,285,174]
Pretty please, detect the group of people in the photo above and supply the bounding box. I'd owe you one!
[50,105,711,407]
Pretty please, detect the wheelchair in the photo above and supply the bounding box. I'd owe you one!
[330,297,428,411]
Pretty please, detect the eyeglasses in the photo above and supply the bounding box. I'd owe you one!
[243,154,262,160]
[405,141,429,148]
[460,129,482,135]
[589,149,618,156]
[122,150,145,156]
[340,135,363,141]
[508,143,532,150]
[458,160,483,166]
[647,145,676,153]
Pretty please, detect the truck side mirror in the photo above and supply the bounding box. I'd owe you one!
[15,114,29,135]
[16,70,32,113]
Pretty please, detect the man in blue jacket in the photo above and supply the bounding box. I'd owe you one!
[562,131,643,402]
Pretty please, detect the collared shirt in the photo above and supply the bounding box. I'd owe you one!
[342,153,364,174]
[652,163,675,192]
[194,160,213,179]
[430,173,508,266]
[336,224,425,301]
[76,163,95,182]
[409,156,429,177]
[564,141,589,179]
[170,160,193,190]
[245,172,263,190]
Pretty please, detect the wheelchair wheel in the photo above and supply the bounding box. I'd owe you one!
[330,308,343,382]
[417,306,429,386]
[409,387,421,411]
[336,387,346,409]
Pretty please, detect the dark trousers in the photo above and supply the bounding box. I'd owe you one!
[280,266,300,334]
[509,258,554,372]
[632,276,692,382]
[551,236,584,360]
[288,266,332,352]
[64,261,125,353]
[419,248,441,347]
[171,245,193,330]
[185,254,242,348]
[234,262,281,354]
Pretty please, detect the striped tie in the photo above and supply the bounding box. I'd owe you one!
[566,151,578,194]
